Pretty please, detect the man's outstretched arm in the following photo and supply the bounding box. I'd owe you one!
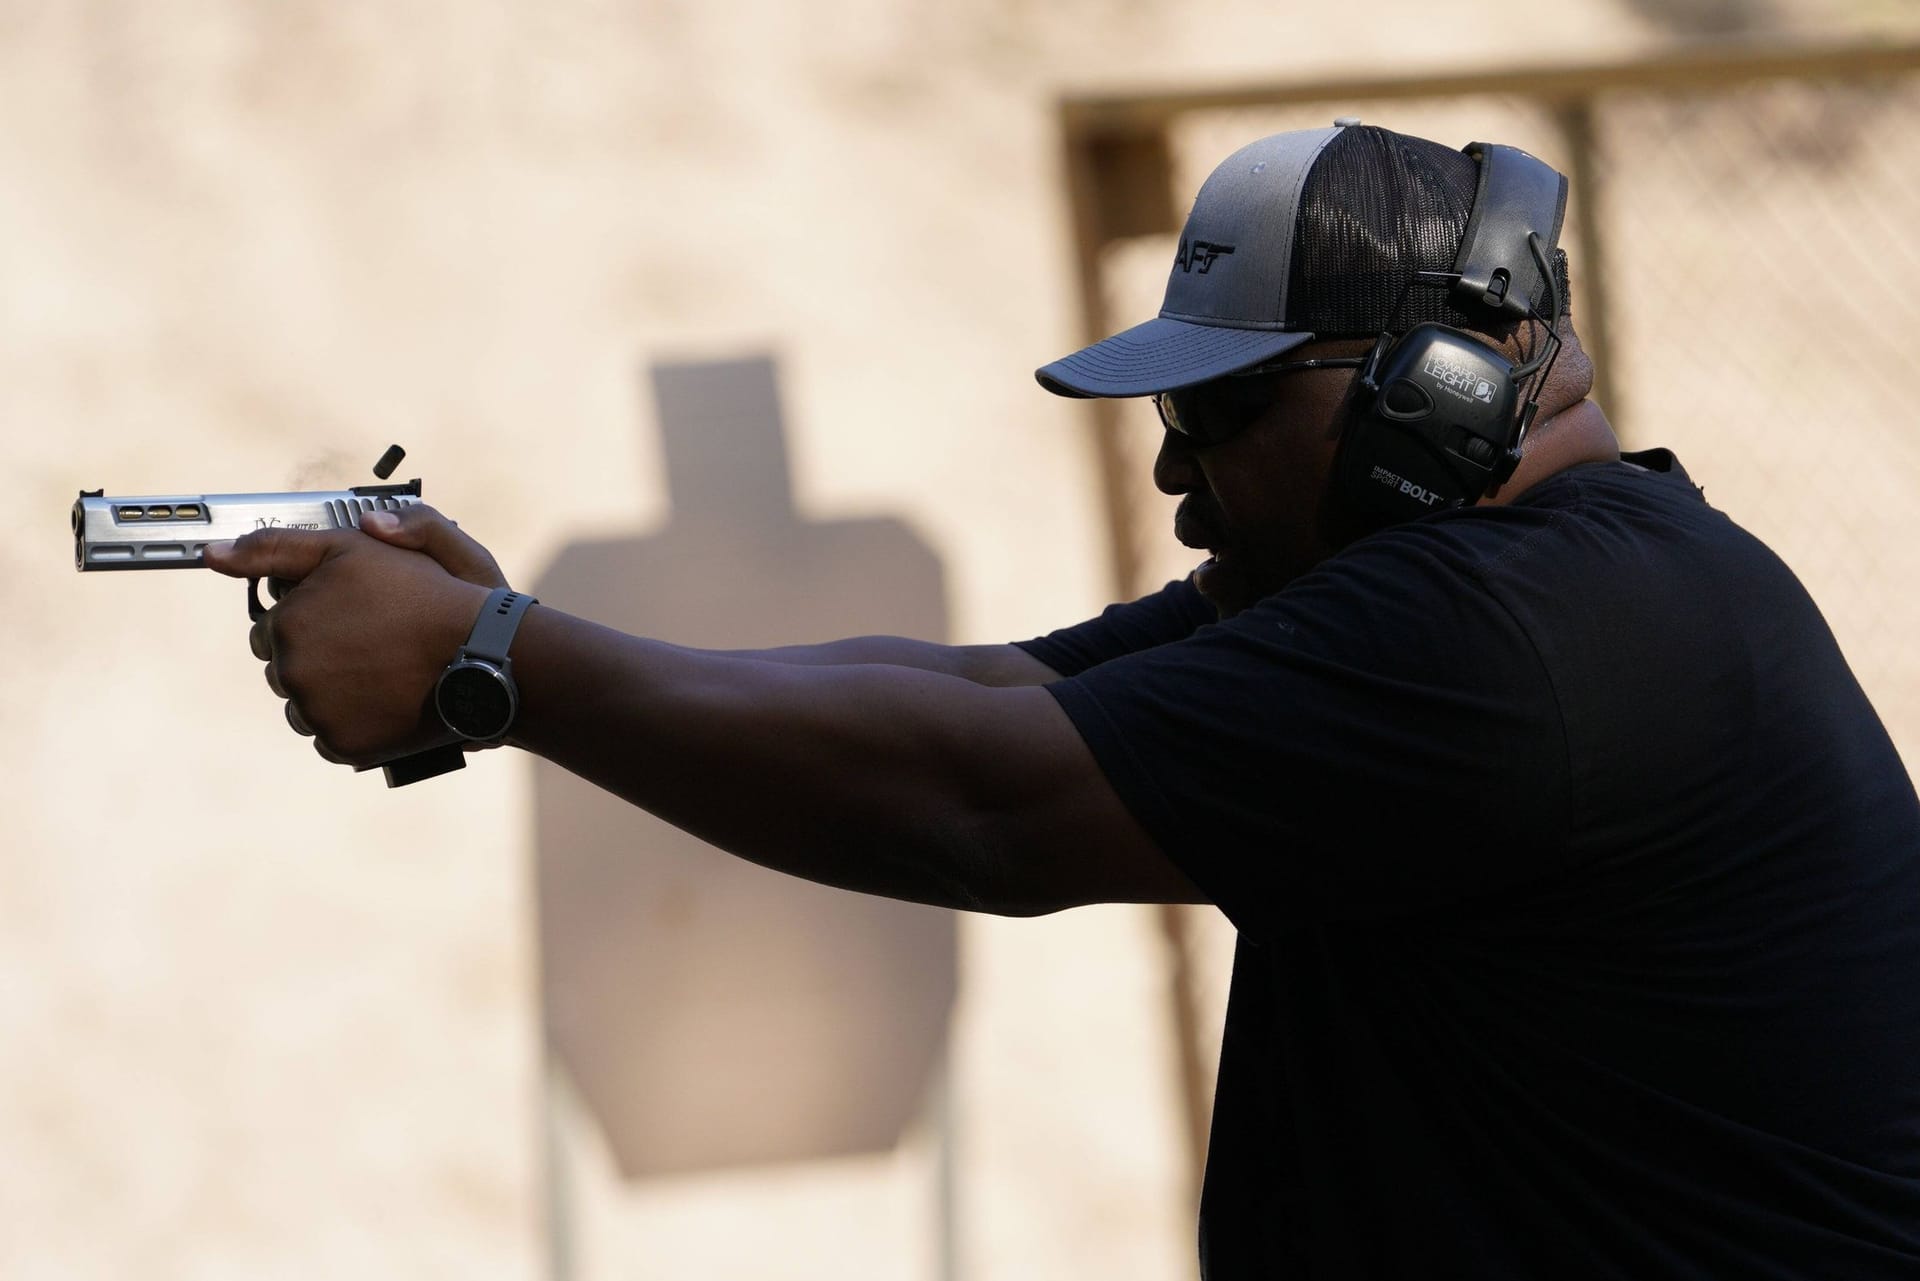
[505,608,1195,914]
[203,514,1198,917]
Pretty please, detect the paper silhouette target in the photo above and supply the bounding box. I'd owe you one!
[534,357,958,1179]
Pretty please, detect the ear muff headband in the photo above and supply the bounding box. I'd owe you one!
[1452,142,1570,323]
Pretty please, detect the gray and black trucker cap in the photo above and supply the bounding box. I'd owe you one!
[1035,122,1500,399]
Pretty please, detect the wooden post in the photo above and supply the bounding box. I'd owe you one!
[1555,100,1624,438]
[1060,109,1215,1216]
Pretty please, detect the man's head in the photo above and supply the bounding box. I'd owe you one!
[1037,123,1585,617]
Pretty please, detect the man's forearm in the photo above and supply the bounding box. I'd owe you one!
[721,636,1060,687]
[502,607,1111,914]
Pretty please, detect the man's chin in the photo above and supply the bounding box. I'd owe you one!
[1192,548,1301,618]
[1191,555,1256,619]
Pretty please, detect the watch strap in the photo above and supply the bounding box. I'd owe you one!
[461,587,538,663]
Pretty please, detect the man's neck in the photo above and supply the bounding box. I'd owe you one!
[1486,399,1619,505]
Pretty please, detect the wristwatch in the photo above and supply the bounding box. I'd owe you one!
[435,587,539,742]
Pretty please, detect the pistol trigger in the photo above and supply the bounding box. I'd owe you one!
[247,577,268,622]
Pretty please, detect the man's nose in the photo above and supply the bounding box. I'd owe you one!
[1154,428,1203,495]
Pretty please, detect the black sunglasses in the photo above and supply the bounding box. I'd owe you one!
[1153,357,1367,448]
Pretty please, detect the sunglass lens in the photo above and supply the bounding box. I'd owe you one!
[1159,386,1241,446]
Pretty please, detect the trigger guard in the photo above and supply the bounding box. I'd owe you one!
[247,577,268,622]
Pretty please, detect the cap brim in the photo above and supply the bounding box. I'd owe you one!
[1035,317,1315,399]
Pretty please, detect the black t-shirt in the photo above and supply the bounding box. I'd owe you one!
[1018,452,1920,1279]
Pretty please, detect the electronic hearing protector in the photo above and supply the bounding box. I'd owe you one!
[1328,142,1571,535]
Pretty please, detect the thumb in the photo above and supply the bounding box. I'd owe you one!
[360,504,507,588]
[202,526,341,583]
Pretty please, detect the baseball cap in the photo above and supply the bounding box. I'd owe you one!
[1036,122,1558,399]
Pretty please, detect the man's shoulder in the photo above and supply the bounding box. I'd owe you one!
[1248,447,1772,680]
[1325,449,1728,594]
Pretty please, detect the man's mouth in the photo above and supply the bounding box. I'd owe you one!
[1174,501,1225,559]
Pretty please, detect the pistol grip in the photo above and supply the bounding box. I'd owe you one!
[374,743,469,787]
[249,578,468,788]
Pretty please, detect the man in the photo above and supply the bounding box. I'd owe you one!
[206,124,1920,1277]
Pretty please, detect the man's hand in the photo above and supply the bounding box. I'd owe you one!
[203,509,497,767]
[357,505,510,590]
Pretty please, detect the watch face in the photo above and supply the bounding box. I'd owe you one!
[437,662,516,740]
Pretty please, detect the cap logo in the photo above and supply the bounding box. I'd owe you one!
[1174,239,1235,274]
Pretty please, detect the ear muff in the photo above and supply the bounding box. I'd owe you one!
[1330,323,1520,533]
[1326,143,1568,539]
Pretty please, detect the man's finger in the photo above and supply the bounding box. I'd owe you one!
[249,616,272,662]
[285,701,314,736]
[359,506,507,588]
[202,527,345,583]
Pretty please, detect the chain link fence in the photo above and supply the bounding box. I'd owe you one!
[1060,39,1920,1202]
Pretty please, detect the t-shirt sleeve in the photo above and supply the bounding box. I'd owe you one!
[1014,578,1216,677]
[1045,529,1570,936]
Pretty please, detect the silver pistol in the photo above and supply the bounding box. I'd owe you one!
[72,480,426,574]
[74,454,466,787]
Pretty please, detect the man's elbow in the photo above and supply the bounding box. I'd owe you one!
[912,810,1153,918]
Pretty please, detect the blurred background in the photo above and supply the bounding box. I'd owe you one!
[10,2,1920,1278]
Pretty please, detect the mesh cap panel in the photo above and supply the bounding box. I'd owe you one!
[1288,125,1569,337]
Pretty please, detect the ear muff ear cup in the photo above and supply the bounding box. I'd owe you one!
[1329,323,1519,536]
